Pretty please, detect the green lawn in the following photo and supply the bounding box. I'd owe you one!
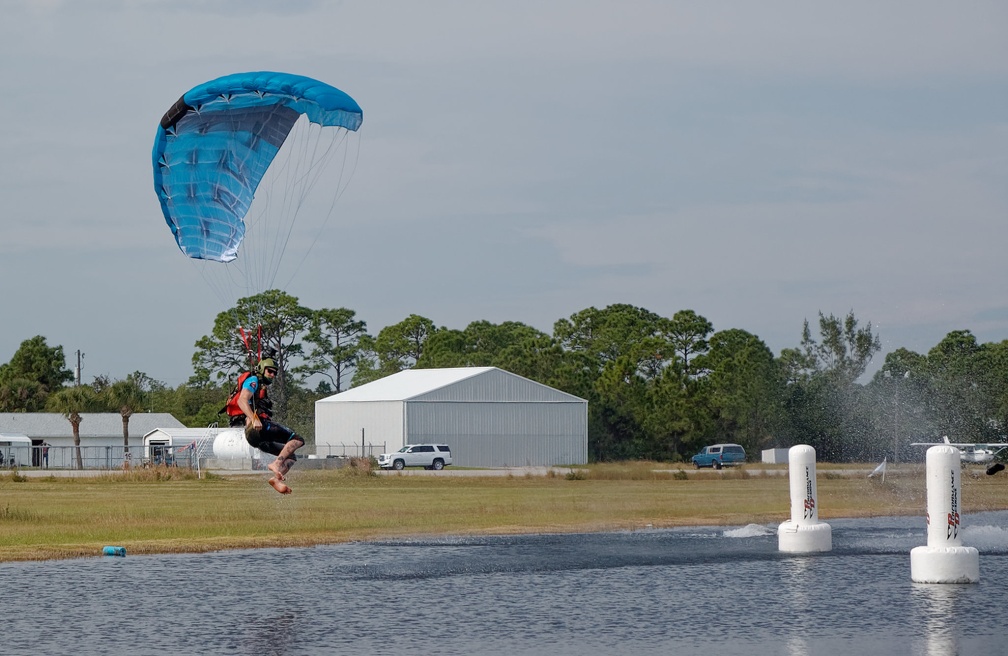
[2,464,1005,561]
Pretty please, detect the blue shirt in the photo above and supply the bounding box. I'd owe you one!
[242,375,260,395]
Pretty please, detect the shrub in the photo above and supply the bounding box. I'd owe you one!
[565,468,588,480]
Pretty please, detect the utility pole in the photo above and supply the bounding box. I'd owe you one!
[887,369,910,465]
[75,350,84,386]
[894,381,899,465]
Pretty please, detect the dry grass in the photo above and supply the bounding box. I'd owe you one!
[1,462,1005,562]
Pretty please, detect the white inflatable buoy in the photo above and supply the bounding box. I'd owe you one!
[778,445,832,553]
[910,445,979,584]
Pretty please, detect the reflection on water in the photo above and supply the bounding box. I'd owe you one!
[3,512,1007,656]
[914,583,960,656]
[781,556,813,656]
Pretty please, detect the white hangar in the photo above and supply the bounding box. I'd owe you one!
[315,367,588,467]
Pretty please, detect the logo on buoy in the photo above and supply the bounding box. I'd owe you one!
[947,469,959,540]
[803,467,815,519]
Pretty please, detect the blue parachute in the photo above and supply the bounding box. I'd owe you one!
[153,72,363,263]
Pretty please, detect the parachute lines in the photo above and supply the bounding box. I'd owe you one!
[153,71,363,307]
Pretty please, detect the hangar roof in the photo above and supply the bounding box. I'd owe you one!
[318,367,585,404]
[0,413,185,439]
[320,367,494,402]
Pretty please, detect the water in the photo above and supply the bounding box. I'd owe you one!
[4,512,1008,656]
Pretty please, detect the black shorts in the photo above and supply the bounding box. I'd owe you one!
[244,420,303,458]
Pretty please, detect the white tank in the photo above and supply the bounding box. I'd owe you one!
[212,429,258,459]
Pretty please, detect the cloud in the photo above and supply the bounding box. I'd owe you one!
[0,1,1005,386]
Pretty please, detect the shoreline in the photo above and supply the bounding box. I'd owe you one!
[0,505,987,564]
[2,464,1005,563]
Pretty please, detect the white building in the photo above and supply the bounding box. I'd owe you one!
[0,413,184,448]
[0,412,185,467]
[315,367,588,467]
[762,448,790,464]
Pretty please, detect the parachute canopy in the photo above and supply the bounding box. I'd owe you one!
[152,72,363,263]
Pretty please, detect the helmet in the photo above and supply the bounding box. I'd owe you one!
[257,358,277,375]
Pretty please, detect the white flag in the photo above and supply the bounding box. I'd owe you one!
[869,457,887,482]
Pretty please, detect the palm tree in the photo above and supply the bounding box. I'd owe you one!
[106,380,144,457]
[0,377,46,411]
[46,386,99,469]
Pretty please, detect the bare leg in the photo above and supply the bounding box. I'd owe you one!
[268,439,304,481]
[278,457,297,477]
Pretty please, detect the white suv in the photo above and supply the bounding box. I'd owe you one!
[378,444,453,470]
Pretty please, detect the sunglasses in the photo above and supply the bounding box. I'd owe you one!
[264,368,278,375]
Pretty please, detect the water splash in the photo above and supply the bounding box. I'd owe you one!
[962,523,1008,553]
[724,524,775,538]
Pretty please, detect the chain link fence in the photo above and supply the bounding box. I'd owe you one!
[0,442,386,472]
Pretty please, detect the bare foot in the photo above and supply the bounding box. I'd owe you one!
[268,477,292,494]
[267,461,285,481]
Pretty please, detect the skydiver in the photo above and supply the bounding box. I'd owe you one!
[236,357,306,494]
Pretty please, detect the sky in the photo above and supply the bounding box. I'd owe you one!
[1,0,1006,387]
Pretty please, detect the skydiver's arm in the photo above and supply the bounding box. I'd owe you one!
[237,388,262,430]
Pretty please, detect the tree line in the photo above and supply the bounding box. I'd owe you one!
[2,290,1006,464]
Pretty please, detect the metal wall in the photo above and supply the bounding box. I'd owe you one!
[314,400,405,449]
[315,368,589,466]
[406,400,588,466]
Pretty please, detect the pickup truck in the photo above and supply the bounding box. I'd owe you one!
[377,444,453,470]
[691,444,746,469]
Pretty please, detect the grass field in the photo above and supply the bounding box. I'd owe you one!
[2,462,1006,562]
